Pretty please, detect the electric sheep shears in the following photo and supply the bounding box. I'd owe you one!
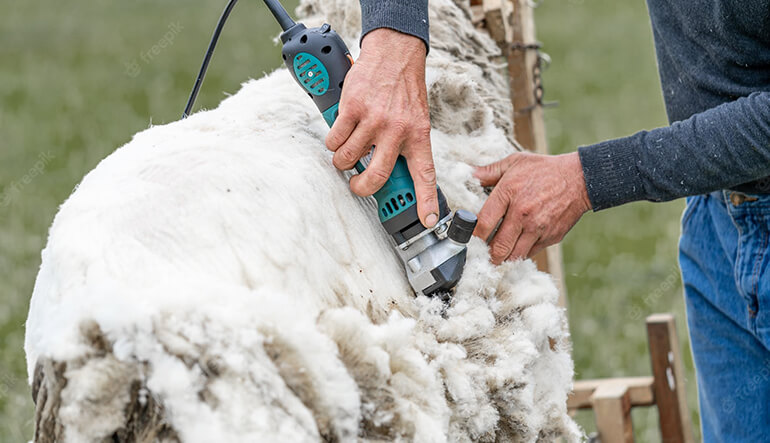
[183,0,477,297]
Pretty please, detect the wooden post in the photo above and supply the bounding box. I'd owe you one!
[592,382,635,443]
[646,314,694,443]
[481,0,512,45]
[508,0,547,154]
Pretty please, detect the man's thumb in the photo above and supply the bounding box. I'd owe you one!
[473,158,509,187]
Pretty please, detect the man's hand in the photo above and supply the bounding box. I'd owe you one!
[473,151,592,264]
[325,29,439,228]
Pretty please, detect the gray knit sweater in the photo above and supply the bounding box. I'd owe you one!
[360,0,770,210]
[360,0,429,48]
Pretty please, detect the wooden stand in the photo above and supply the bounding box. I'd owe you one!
[567,314,694,442]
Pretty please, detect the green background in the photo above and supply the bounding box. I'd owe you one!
[0,0,696,440]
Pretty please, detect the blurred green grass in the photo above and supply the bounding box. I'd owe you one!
[0,0,697,440]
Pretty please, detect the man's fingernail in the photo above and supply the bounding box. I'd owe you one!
[426,213,438,227]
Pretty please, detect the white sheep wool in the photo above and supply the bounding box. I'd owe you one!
[25,0,581,441]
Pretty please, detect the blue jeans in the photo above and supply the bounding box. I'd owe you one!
[679,190,770,442]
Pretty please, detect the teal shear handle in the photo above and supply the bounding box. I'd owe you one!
[322,102,417,224]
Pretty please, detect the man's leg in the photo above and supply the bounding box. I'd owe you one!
[679,192,770,442]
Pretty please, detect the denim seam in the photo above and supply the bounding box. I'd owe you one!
[725,192,746,297]
[751,229,769,315]
[734,236,748,304]
[725,191,758,327]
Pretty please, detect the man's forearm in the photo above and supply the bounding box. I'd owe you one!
[359,0,429,49]
[579,91,770,210]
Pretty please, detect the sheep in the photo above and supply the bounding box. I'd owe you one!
[24,0,581,441]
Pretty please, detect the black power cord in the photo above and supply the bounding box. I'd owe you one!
[182,0,240,118]
[263,0,296,30]
[182,0,296,118]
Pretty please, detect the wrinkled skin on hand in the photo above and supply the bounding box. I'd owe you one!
[473,151,592,264]
[325,29,439,228]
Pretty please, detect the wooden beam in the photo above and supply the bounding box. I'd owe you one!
[646,314,694,443]
[541,242,566,308]
[568,377,655,410]
[592,382,635,443]
[482,0,512,45]
[509,0,546,154]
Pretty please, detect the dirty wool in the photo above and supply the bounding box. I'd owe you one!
[25,0,580,441]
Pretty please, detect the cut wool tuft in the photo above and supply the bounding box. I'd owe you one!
[25,0,580,441]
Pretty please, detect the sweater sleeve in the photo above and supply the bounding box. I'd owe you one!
[359,0,429,49]
[578,92,770,210]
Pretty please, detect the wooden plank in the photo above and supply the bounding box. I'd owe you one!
[592,382,635,443]
[471,0,484,25]
[542,241,567,308]
[509,0,546,154]
[482,0,512,45]
[646,314,694,443]
[568,377,655,410]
